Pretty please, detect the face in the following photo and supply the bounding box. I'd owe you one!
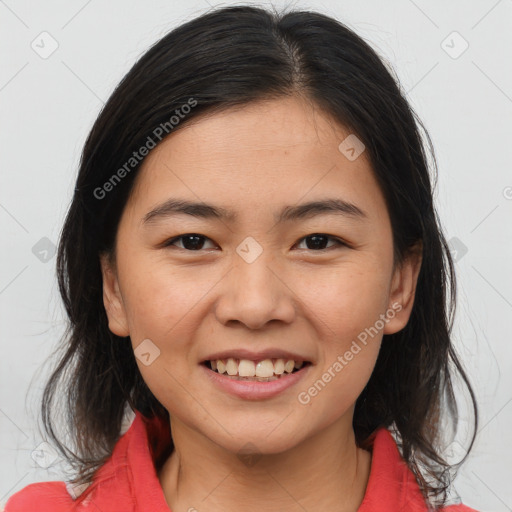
[101,95,422,455]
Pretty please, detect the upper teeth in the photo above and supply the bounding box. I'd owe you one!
[210,358,304,377]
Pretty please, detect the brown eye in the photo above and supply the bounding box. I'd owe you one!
[163,233,346,252]
[165,234,216,251]
[295,234,345,251]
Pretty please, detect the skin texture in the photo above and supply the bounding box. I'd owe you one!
[100,95,422,512]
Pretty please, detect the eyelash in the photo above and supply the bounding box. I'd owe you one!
[163,233,347,252]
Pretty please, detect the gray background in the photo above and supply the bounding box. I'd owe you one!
[1,0,511,510]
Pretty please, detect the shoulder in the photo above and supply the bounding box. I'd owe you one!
[3,481,73,511]
[359,427,480,512]
[3,407,170,512]
[3,406,136,511]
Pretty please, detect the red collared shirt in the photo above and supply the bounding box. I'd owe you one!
[4,410,478,511]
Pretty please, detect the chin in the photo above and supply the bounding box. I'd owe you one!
[212,421,306,456]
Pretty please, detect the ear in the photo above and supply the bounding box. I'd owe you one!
[99,252,130,337]
[383,241,423,335]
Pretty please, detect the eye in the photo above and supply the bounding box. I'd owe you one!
[163,233,346,252]
[164,233,217,251]
[294,233,346,251]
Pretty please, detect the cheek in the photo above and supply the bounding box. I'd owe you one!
[117,257,222,405]
[296,342,381,431]
[292,265,387,419]
[118,254,216,342]
[296,262,391,342]
[121,269,201,412]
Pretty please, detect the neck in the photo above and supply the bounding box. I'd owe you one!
[158,414,372,512]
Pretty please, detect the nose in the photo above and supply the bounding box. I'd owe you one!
[214,251,296,330]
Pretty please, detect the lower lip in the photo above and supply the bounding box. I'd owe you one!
[200,363,312,400]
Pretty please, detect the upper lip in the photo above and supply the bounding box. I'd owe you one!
[202,348,312,363]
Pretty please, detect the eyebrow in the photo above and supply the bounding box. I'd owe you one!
[142,198,368,226]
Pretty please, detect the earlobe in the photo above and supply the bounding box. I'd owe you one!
[99,253,130,337]
[383,241,423,335]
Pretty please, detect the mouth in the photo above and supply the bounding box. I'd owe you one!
[201,358,312,382]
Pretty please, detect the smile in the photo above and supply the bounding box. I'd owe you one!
[201,359,313,400]
[204,357,310,381]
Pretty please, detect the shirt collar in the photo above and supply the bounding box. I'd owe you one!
[357,427,428,511]
[84,408,429,510]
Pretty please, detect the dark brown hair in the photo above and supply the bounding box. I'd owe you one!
[41,4,477,508]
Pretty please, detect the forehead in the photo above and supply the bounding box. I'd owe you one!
[154,96,350,160]
[127,96,388,224]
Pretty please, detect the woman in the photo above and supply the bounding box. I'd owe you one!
[5,5,478,511]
